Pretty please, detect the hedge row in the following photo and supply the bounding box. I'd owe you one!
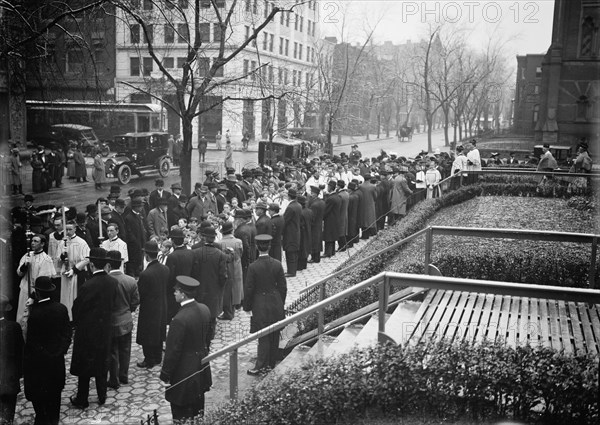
[295,179,597,335]
[200,340,599,424]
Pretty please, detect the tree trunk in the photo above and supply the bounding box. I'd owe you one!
[181,115,194,195]
[377,113,381,139]
[426,116,433,153]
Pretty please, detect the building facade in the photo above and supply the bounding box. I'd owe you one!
[536,0,600,153]
[114,0,319,146]
[513,54,544,135]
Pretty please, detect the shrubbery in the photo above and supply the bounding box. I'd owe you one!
[200,340,599,425]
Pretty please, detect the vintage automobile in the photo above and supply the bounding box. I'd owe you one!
[258,136,307,166]
[49,124,108,156]
[533,144,574,167]
[105,132,171,184]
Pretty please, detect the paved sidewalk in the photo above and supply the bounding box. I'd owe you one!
[13,237,372,424]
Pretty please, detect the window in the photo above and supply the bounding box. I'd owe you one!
[164,25,174,43]
[286,12,290,27]
[279,37,283,54]
[285,39,289,56]
[130,57,140,76]
[245,25,250,40]
[293,42,297,58]
[534,85,539,95]
[307,20,311,36]
[163,57,174,68]
[180,0,189,8]
[280,12,284,25]
[177,57,186,68]
[535,66,542,78]
[262,32,268,50]
[178,23,189,43]
[213,58,223,77]
[243,59,249,76]
[145,24,154,44]
[278,67,282,84]
[130,24,140,44]
[298,44,302,60]
[292,70,296,85]
[580,16,597,57]
[533,104,539,123]
[142,57,153,76]
[268,65,273,82]
[245,0,251,12]
[66,48,83,73]
[576,96,590,121]
[214,23,222,42]
[299,17,303,32]
[306,46,309,62]
[312,23,316,37]
[269,34,274,52]
[143,0,152,10]
[251,60,257,80]
[198,57,210,76]
[294,13,298,30]
[253,0,257,14]
[284,69,288,84]
[297,70,301,87]
[200,23,210,42]
[264,1,269,18]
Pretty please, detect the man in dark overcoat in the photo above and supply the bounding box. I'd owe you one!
[24,277,72,424]
[267,203,284,261]
[0,295,23,425]
[336,180,349,251]
[254,202,272,237]
[136,241,169,368]
[164,228,194,322]
[347,182,361,248]
[359,175,378,239]
[191,226,228,348]
[297,195,313,271]
[376,170,392,231]
[282,188,302,277]
[234,209,256,281]
[70,248,118,409]
[148,178,172,210]
[307,186,325,263]
[160,276,212,422]
[323,181,341,257]
[244,235,287,374]
[124,199,148,277]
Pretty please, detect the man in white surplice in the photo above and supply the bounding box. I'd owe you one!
[56,221,89,320]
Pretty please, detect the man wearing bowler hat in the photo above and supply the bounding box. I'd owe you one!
[160,276,212,421]
[149,178,172,210]
[0,295,24,425]
[70,248,118,409]
[164,229,195,321]
[234,208,256,281]
[23,276,71,424]
[215,222,243,320]
[254,201,271,238]
[136,241,169,369]
[124,198,148,277]
[147,197,170,241]
[267,203,284,261]
[282,187,302,277]
[244,235,287,375]
[191,226,227,347]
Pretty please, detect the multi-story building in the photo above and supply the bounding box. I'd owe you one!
[513,54,544,135]
[114,0,320,145]
[536,0,600,152]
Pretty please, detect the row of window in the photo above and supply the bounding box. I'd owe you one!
[244,26,314,62]
[241,59,314,89]
[133,0,225,10]
[129,56,223,76]
[130,23,222,44]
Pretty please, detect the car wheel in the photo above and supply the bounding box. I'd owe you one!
[117,164,131,185]
[158,157,170,177]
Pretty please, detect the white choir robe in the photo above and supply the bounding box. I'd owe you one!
[57,236,90,320]
[16,251,56,323]
[101,237,129,272]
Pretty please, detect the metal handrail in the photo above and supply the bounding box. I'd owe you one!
[464,169,599,178]
[202,270,600,400]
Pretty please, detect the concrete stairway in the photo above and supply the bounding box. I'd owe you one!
[273,299,423,375]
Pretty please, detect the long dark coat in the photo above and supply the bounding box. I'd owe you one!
[161,301,212,406]
[282,200,302,251]
[337,189,349,237]
[191,244,228,318]
[347,190,361,240]
[24,299,71,400]
[70,271,118,376]
[358,181,377,229]
[31,154,47,193]
[234,222,256,272]
[0,317,24,397]
[255,213,272,236]
[136,260,169,347]
[73,149,87,179]
[165,246,195,321]
[149,189,172,210]
[300,206,313,258]
[269,213,284,261]
[323,191,341,241]
[307,196,325,253]
[243,255,287,330]
[376,178,393,222]
[124,210,147,270]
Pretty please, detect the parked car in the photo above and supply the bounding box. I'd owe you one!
[259,136,307,165]
[50,124,108,156]
[105,132,171,184]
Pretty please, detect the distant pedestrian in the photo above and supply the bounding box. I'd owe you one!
[9,148,22,195]
[173,135,182,166]
[73,146,87,183]
[93,151,105,190]
[198,135,208,163]
[224,139,233,169]
[24,277,71,425]
[537,143,558,172]
[167,134,174,158]
[215,130,222,150]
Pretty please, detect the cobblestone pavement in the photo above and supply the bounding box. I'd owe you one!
[13,239,371,424]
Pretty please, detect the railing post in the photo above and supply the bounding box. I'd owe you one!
[424,227,433,274]
[317,283,326,336]
[229,349,238,400]
[590,236,598,289]
[378,275,390,340]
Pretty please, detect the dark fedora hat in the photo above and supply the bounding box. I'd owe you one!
[142,240,159,254]
[268,203,280,212]
[221,221,233,234]
[234,209,248,219]
[87,247,108,261]
[170,228,185,239]
[200,226,217,237]
[32,276,56,292]
[255,202,268,210]
[106,250,125,263]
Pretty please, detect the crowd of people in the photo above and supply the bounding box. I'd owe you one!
[7,136,593,423]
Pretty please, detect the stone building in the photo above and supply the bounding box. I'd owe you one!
[513,54,544,135]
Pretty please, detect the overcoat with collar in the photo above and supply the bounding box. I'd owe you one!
[136,260,169,347]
